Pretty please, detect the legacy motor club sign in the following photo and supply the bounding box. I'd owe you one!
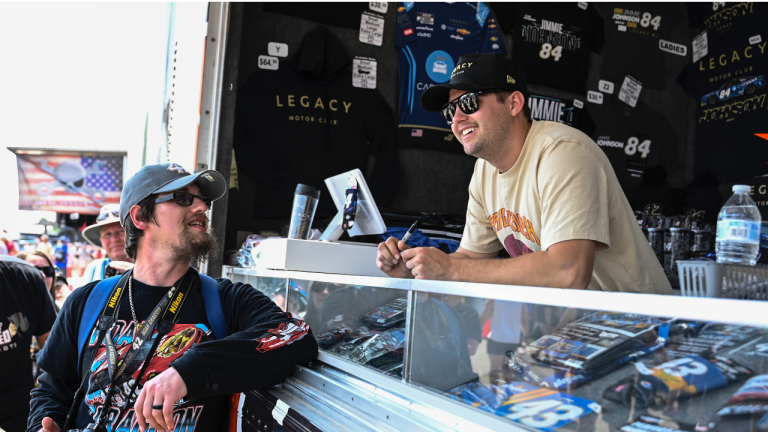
[9,148,126,215]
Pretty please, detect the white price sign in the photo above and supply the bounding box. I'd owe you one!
[573,99,584,109]
[618,75,642,108]
[598,80,614,94]
[353,57,378,89]
[258,55,279,70]
[692,31,708,62]
[369,2,388,13]
[587,91,603,104]
[360,12,385,46]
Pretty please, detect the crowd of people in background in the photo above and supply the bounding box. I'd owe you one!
[1,230,108,305]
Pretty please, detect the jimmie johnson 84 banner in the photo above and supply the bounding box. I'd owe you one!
[10,148,126,214]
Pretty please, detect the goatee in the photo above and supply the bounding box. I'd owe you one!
[173,222,218,264]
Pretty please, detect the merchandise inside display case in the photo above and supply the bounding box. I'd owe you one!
[226,266,768,432]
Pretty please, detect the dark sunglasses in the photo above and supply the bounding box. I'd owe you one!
[97,210,120,222]
[440,89,503,125]
[36,266,56,278]
[155,192,211,209]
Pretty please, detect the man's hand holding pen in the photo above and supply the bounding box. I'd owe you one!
[376,237,414,278]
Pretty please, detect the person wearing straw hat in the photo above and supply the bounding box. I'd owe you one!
[82,204,134,283]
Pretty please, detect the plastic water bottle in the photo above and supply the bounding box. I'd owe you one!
[716,185,761,265]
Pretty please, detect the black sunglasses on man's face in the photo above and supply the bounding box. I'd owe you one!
[154,192,211,209]
[440,89,503,125]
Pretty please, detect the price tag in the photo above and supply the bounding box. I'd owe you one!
[360,12,385,46]
[598,80,614,94]
[369,1,388,13]
[258,55,279,70]
[692,31,708,62]
[587,91,603,104]
[573,99,584,109]
[618,75,642,108]
[577,2,588,10]
[267,42,288,57]
[659,39,687,56]
[353,56,378,89]
[750,35,762,45]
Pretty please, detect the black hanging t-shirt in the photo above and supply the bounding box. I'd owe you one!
[600,3,685,89]
[677,30,768,183]
[527,94,596,136]
[491,3,604,94]
[263,2,370,29]
[0,257,57,422]
[687,2,768,49]
[587,95,679,201]
[233,27,399,220]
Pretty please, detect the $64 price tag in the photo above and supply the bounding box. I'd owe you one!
[258,55,279,70]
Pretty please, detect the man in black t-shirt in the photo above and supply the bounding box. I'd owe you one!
[29,164,318,432]
[0,255,57,432]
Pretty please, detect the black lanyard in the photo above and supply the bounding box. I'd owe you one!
[92,269,194,390]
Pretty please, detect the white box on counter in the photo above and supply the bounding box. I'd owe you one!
[251,238,386,277]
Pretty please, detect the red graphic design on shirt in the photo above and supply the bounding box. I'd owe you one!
[504,236,535,258]
[403,28,414,36]
[254,315,310,353]
[488,207,541,246]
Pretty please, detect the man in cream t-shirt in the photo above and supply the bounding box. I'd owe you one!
[376,53,671,294]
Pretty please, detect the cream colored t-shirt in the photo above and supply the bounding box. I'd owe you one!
[460,121,672,295]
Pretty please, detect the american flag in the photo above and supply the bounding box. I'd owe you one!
[411,129,423,137]
[16,154,123,215]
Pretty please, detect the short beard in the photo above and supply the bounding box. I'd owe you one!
[172,220,218,265]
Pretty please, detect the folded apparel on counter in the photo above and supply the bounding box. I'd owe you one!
[603,355,752,407]
[359,297,408,328]
[378,228,461,254]
[445,381,600,432]
[710,375,768,432]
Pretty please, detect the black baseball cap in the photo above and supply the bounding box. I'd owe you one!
[119,163,227,226]
[421,53,528,112]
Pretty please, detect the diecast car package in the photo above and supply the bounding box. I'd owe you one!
[359,297,408,328]
[617,415,697,432]
[664,323,763,359]
[505,312,669,389]
[349,327,406,365]
[710,375,768,432]
[519,312,670,374]
[603,355,753,408]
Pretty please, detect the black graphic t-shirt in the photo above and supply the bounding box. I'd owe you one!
[688,2,768,49]
[29,269,317,432]
[0,257,57,415]
[600,3,685,89]
[491,3,604,94]
[528,94,596,136]
[234,26,399,220]
[677,31,768,182]
[587,95,679,201]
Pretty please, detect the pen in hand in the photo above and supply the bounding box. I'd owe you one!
[397,220,420,256]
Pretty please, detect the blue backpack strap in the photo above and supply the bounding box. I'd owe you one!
[77,275,122,365]
[200,274,230,340]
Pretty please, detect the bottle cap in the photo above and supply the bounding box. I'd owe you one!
[732,185,751,194]
[295,184,321,199]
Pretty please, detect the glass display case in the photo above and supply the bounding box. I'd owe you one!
[224,265,768,432]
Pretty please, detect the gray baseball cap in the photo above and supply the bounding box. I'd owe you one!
[119,163,227,226]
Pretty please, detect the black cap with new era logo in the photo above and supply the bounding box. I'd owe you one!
[421,53,528,112]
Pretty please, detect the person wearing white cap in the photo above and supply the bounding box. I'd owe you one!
[81,204,134,283]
